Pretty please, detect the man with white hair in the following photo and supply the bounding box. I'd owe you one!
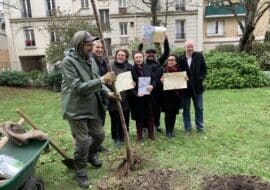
[178,40,207,133]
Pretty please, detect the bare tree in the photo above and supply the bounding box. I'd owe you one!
[222,0,270,52]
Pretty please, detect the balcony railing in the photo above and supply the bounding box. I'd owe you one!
[120,36,129,44]
[175,33,185,40]
[205,4,246,18]
[119,7,127,14]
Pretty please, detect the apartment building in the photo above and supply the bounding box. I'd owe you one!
[4,0,203,72]
[203,0,270,50]
[0,2,10,71]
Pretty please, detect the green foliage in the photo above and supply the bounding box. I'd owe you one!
[27,70,46,87]
[252,42,270,60]
[1,87,270,189]
[44,62,62,92]
[205,52,270,89]
[258,51,270,71]
[0,71,29,87]
[171,47,185,56]
[45,15,98,64]
[214,44,239,53]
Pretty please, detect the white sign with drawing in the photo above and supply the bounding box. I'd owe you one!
[138,77,151,95]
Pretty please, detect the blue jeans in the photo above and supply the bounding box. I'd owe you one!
[182,93,204,131]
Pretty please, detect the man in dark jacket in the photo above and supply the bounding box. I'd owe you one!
[138,34,170,133]
[61,31,116,188]
[178,40,207,133]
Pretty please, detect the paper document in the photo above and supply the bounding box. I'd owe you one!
[143,25,166,43]
[115,71,134,92]
[138,77,151,95]
[0,154,24,179]
[163,71,187,90]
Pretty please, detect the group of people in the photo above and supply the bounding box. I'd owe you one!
[61,31,207,188]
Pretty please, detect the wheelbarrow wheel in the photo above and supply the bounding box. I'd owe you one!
[22,176,45,190]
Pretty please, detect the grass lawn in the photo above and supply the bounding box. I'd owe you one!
[0,87,270,189]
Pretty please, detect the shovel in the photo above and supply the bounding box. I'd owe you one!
[16,109,74,170]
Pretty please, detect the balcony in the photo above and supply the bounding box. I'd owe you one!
[205,4,246,18]
[119,7,127,14]
[175,33,185,40]
[120,36,129,45]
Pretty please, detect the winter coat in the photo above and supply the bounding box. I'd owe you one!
[178,52,207,95]
[61,48,110,120]
[160,63,182,114]
[130,64,157,120]
[108,60,132,112]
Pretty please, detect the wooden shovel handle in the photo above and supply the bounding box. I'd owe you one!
[16,109,72,160]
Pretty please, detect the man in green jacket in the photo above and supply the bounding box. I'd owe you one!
[61,31,116,189]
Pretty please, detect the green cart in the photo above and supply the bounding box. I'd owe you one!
[0,139,48,190]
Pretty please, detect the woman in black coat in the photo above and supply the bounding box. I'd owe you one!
[160,54,182,137]
[130,51,156,142]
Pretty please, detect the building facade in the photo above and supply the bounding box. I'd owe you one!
[4,0,203,72]
[203,0,270,50]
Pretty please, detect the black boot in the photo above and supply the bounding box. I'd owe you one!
[75,170,89,189]
[88,154,102,168]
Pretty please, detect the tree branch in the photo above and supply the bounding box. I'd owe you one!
[255,2,270,25]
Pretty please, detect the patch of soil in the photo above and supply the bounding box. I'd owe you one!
[97,169,190,190]
[201,175,270,190]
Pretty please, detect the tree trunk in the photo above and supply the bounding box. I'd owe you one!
[90,0,134,167]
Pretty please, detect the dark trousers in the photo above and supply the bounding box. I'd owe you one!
[136,103,155,140]
[68,118,104,176]
[109,110,130,141]
[165,113,176,134]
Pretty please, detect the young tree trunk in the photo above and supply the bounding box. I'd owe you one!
[90,0,134,167]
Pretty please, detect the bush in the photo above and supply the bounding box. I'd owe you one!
[171,47,185,56]
[213,44,239,53]
[204,52,270,89]
[44,62,62,92]
[258,52,270,71]
[27,70,46,87]
[0,71,29,87]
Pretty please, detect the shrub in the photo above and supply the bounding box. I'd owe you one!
[214,44,239,53]
[171,47,185,56]
[0,71,29,87]
[44,62,62,92]
[257,52,270,71]
[27,70,46,87]
[204,52,270,89]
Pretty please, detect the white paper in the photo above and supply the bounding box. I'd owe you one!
[138,77,151,95]
[142,25,166,43]
[115,71,134,92]
[163,71,187,90]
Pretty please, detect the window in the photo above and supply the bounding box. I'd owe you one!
[99,9,110,30]
[119,0,127,8]
[24,27,35,47]
[207,20,224,36]
[21,0,32,18]
[81,0,89,9]
[175,0,185,11]
[156,0,161,12]
[49,31,59,42]
[175,20,185,39]
[237,20,245,35]
[46,0,56,16]
[120,22,128,36]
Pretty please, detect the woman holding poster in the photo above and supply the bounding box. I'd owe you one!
[130,51,156,143]
[160,54,182,138]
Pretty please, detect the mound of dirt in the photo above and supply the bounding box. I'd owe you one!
[201,175,270,190]
[124,168,189,190]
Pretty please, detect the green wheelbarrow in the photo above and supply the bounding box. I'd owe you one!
[0,139,48,190]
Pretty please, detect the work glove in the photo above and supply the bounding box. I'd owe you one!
[107,92,122,101]
[100,72,116,84]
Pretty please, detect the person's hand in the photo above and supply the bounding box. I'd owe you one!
[140,37,145,44]
[132,81,136,87]
[185,76,189,81]
[164,33,168,39]
[137,93,144,97]
[107,92,122,101]
[147,85,153,92]
[101,72,116,84]
[160,77,164,83]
